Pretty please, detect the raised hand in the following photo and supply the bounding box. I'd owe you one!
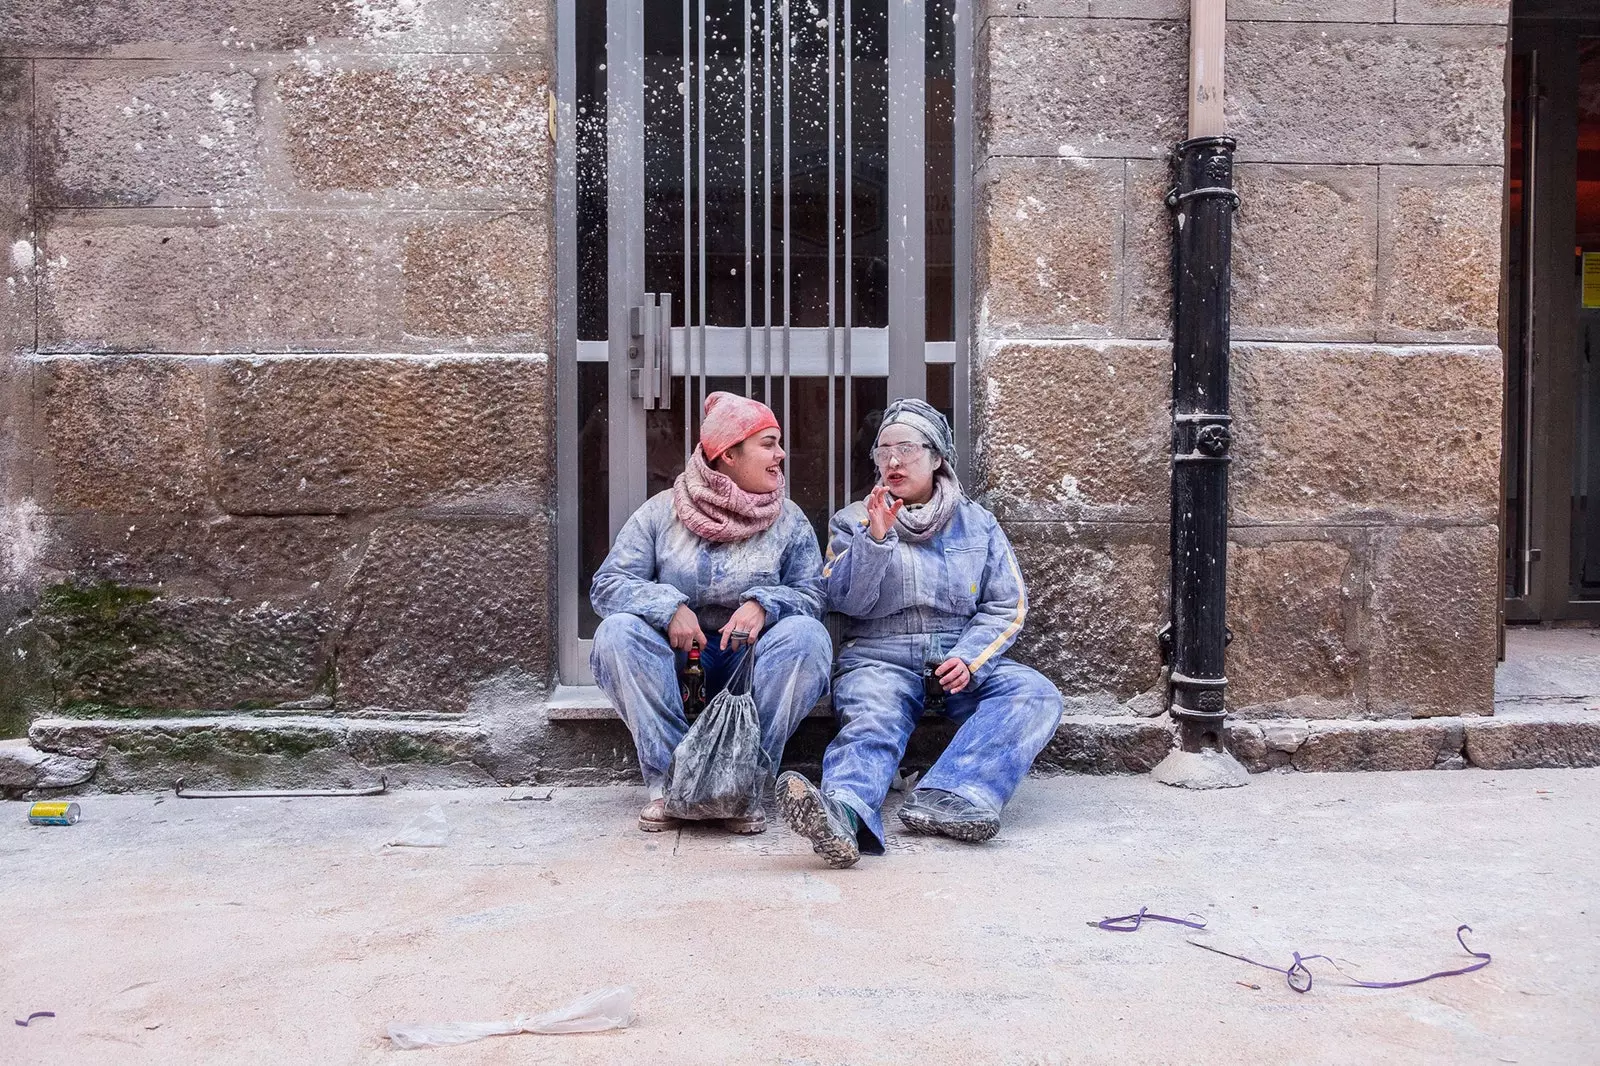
[866,484,904,542]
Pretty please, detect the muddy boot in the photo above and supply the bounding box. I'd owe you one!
[638,797,683,833]
[897,788,1000,842]
[774,771,860,869]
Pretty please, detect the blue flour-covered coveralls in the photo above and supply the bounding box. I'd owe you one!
[590,491,832,796]
[822,498,1062,850]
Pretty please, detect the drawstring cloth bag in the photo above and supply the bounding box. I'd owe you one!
[662,647,767,820]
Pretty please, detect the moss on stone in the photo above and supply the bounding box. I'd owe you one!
[369,733,448,765]
[0,601,52,740]
[35,581,162,709]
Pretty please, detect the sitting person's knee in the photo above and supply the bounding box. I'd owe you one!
[593,611,656,650]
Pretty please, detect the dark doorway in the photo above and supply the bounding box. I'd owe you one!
[1504,1,1600,622]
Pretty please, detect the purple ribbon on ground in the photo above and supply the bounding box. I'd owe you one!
[1090,907,1492,994]
[1189,925,1492,994]
[15,1011,55,1027]
[1088,906,1208,933]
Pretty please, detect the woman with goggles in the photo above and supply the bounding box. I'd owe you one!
[774,398,1062,868]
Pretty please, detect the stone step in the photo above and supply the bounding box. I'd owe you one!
[16,702,1600,795]
[25,713,503,794]
[544,685,832,720]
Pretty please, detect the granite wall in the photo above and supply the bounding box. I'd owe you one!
[0,0,1511,738]
[0,2,556,733]
[975,1,1507,718]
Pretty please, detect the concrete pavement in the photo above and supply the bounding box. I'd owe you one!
[2,769,1596,1065]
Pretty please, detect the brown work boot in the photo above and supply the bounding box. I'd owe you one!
[722,810,767,835]
[638,797,682,832]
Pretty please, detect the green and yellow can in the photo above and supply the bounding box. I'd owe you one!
[27,801,80,826]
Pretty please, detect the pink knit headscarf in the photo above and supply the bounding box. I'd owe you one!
[698,392,779,463]
[672,393,785,543]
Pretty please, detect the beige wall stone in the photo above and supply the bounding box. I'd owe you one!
[1397,0,1510,24]
[1084,1,1185,15]
[39,513,355,601]
[1233,164,1378,342]
[1,61,33,508]
[978,157,1124,338]
[34,355,209,514]
[1229,1,1392,18]
[0,2,353,54]
[402,213,552,347]
[213,354,549,516]
[1121,158,1172,341]
[277,62,550,198]
[983,18,1187,159]
[37,210,401,352]
[978,341,1168,521]
[1226,531,1361,717]
[39,65,261,207]
[1227,22,1505,165]
[1367,526,1499,718]
[1007,522,1166,707]
[983,1,1090,16]
[337,516,551,712]
[33,590,333,711]
[1231,343,1502,524]
[324,0,553,56]
[1378,165,1502,343]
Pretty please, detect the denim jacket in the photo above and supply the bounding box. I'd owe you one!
[823,498,1028,683]
[591,490,826,631]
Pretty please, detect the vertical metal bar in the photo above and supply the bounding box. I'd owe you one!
[1520,51,1540,599]
[556,0,582,681]
[827,0,837,518]
[843,0,854,500]
[745,0,754,395]
[887,0,926,401]
[953,0,974,485]
[683,0,694,463]
[608,0,647,534]
[698,0,708,410]
[781,0,792,486]
[763,0,773,402]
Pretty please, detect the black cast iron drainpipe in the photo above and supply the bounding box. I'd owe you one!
[1162,136,1238,754]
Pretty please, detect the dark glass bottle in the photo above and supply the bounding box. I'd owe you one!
[681,643,705,718]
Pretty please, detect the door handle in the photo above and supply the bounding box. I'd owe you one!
[654,293,672,411]
[630,294,673,411]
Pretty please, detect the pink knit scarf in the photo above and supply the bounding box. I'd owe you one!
[672,448,784,543]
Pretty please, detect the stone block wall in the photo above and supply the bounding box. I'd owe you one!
[0,3,555,733]
[975,4,1507,718]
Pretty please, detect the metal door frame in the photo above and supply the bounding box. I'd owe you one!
[1505,12,1600,623]
[555,0,976,684]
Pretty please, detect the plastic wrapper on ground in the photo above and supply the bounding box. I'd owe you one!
[386,986,636,1049]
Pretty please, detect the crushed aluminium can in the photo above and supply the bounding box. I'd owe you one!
[27,801,80,826]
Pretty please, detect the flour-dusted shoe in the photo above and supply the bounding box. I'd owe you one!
[774,771,860,869]
[897,788,1000,842]
[722,810,767,835]
[638,797,683,832]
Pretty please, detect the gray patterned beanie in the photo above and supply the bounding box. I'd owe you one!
[876,398,956,465]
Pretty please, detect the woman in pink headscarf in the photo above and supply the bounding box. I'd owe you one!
[590,392,831,834]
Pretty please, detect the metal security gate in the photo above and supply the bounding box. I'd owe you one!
[555,0,974,683]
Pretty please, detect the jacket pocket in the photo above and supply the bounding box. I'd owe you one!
[941,545,987,615]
